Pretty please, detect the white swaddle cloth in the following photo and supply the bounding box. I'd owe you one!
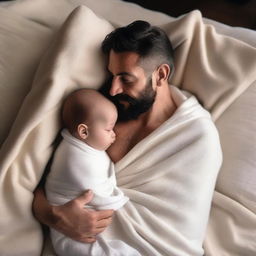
[45,130,140,256]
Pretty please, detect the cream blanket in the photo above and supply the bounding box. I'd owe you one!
[0,3,256,256]
[100,86,222,256]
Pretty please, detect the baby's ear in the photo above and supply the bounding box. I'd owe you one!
[77,124,89,139]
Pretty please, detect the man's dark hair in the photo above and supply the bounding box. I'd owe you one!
[101,20,175,81]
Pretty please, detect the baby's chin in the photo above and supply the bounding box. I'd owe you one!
[103,141,115,151]
[95,144,108,151]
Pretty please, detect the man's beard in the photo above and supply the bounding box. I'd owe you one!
[110,78,156,121]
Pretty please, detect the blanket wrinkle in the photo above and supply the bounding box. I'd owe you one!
[115,205,203,256]
[164,11,256,121]
[204,191,256,255]
[115,97,212,178]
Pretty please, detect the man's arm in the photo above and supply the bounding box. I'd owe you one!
[32,186,114,243]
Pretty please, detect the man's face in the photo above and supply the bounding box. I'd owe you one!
[107,51,156,121]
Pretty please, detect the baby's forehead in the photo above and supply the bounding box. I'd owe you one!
[71,89,117,122]
[94,105,117,123]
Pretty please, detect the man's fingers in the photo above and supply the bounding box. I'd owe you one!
[75,190,94,205]
[96,209,114,220]
[95,216,113,229]
[80,237,96,243]
[94,227,106,234]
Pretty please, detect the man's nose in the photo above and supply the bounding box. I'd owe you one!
[109,77,123,96]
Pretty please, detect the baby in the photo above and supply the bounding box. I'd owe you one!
[45,89,140,256]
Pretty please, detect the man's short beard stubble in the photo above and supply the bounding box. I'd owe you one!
[111,77,156,121]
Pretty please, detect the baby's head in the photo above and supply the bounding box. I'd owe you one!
[62,88,117,151]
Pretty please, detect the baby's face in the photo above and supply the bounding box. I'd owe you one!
[86,107,117,151]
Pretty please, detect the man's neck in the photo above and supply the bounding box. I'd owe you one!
[137,84,176,129]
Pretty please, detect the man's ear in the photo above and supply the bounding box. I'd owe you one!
[156,64,170,86]
[77,124,88,140]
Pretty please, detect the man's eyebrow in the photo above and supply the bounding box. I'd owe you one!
[107,69,136,78]
[116,72,136,78]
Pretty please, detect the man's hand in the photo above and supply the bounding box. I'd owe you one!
[32,187,113,243]
[52,190,114,243]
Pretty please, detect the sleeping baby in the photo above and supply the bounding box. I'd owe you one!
[45,88,140,256]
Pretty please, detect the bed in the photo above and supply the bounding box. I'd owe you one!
[0,0,255,255]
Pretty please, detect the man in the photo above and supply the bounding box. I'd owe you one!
[33,20,221,255]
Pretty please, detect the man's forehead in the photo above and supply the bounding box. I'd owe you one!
[108,50,141,72]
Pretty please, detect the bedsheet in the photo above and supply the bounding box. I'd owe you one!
[0,0,255,255]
